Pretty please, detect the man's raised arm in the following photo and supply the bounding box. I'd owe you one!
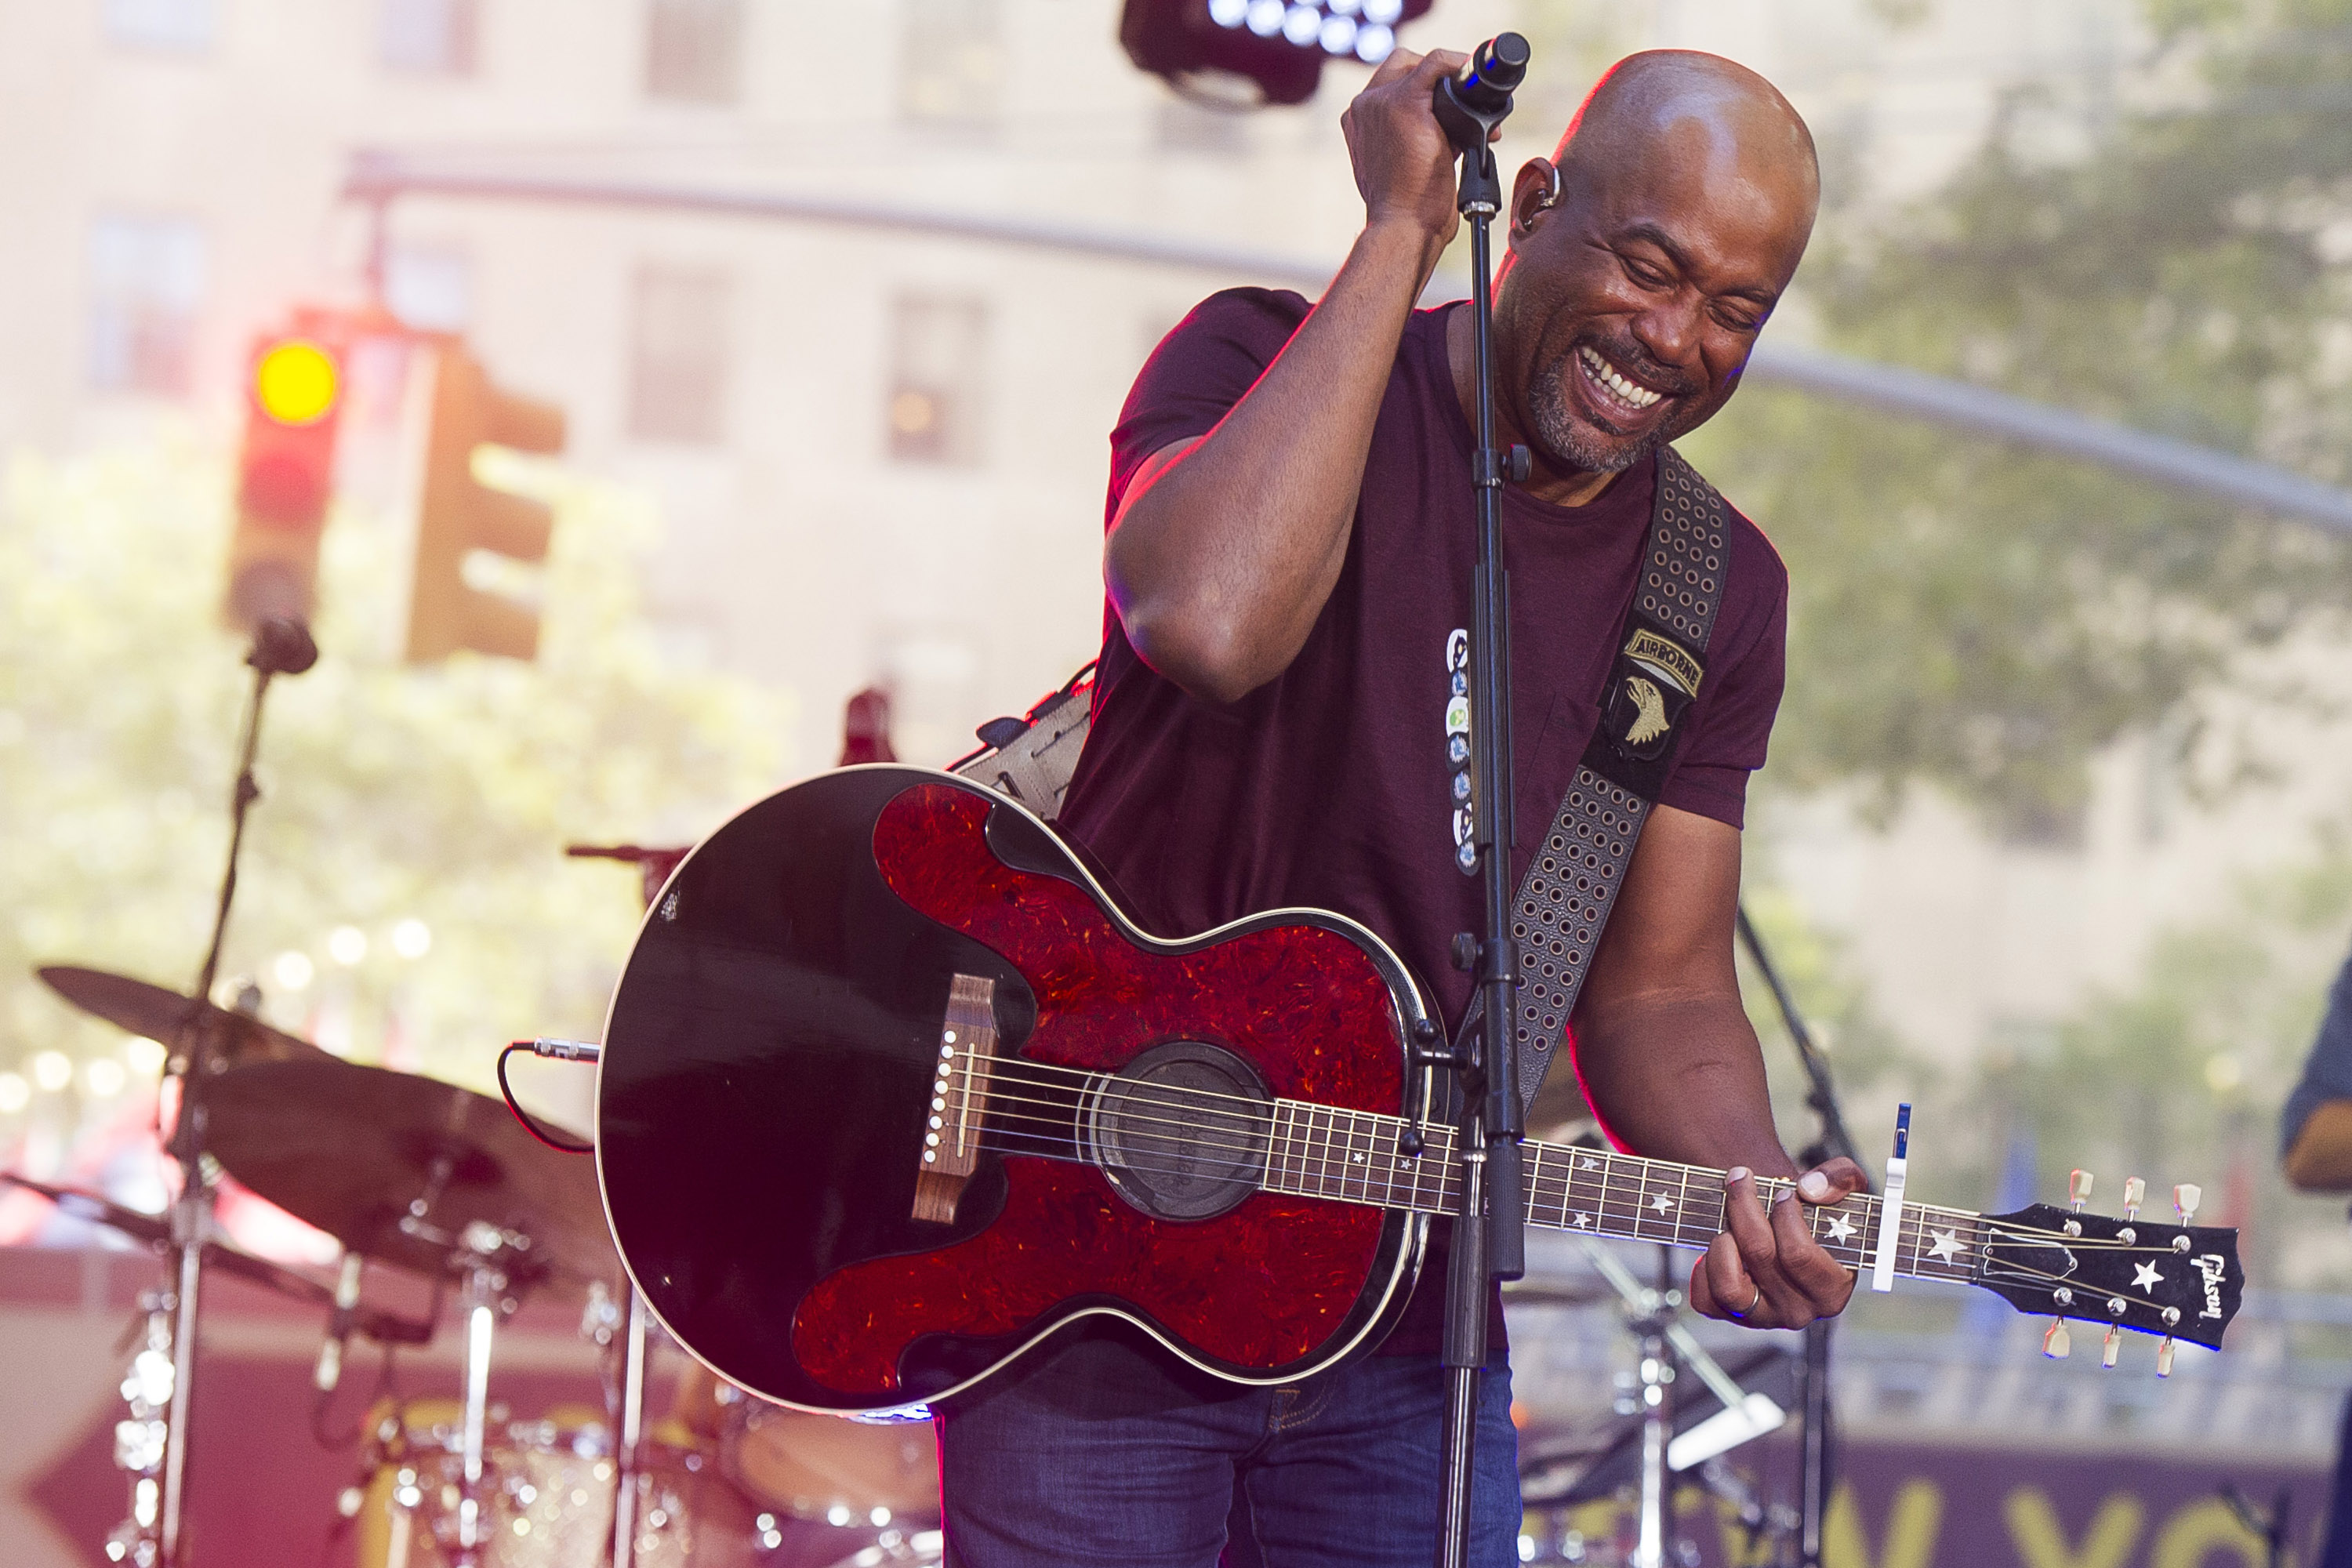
[1105,47,1471,705]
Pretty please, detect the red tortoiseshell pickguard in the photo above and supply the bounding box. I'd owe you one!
[789,782,1404,1396]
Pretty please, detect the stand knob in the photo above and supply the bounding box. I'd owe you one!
[2101,1324,2122,1369]
[2122,1176,2145,1218]
[2157,1338,2176,1377]
[2042,1319,2071,1359]
[2175,1184,2201,1225]
[2068,1169,2094,1210]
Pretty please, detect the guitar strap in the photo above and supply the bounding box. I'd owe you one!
[1501,446,1732,1115]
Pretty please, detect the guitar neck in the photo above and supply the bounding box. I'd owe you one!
[1263,1099,1984,1287]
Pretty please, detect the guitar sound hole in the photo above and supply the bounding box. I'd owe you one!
[1084,1041,1272,1222]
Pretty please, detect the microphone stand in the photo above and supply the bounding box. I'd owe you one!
[157,619,316,1568]
[1732,906,1861,1568]
[1428,34,1532,1568]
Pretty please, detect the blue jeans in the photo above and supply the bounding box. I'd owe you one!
[936,1323,1521,1567]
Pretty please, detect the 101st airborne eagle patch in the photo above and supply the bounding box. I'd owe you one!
[1606,626,1704,763]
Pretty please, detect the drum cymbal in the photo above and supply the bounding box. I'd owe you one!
[38,964,324,1073]
[1,1172,332,1305]
[196,1056,612,1292]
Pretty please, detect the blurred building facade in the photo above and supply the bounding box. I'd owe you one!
[18,0,2348,1145]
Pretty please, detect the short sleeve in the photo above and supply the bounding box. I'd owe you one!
[1107,288,1311,517]
[2283,949,2352,1156]
[1656,509,1788,829]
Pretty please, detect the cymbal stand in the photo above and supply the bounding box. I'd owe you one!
[1629,1249,1680,1568]
[583,1278,650,1568]
[158,618,316,1568]
[104,1291,177,1567]
[454,1264,498,1565]
[1733,906,1864,1568]
[615,1287,648,1568]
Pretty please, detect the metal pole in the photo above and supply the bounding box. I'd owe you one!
[611,1288,648,1568]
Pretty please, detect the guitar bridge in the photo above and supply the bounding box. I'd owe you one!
[911,974,999,1224]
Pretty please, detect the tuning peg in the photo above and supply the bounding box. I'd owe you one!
[2156,1338,2176,1377]
[2123,1177,2145,1218]
[2069,1169,2094,1211]
[2043,1319,2071,1359]
[2101,1324,2122,1368]
[2175,1184,2201,1225]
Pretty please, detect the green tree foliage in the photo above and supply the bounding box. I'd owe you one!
[1943,845,2352,1284]
[1683,0,2352,833]
[0,441,789,1144]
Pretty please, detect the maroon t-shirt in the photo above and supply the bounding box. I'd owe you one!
[1057,288,1790,1354]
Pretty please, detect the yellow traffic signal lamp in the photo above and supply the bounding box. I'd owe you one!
[405,343,566,662]
[224,331,346,631]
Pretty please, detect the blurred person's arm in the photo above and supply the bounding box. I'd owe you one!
[2286,1100,2352,1191]
[1105,46,1465,705]
[2281,947,2352,1191]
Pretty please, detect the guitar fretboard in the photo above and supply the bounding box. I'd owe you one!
[1260,1099,1984,1286]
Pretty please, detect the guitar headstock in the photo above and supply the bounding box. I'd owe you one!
[1976,1175,2243,1364]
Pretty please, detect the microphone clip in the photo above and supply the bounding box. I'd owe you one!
[1432,33,1531,208]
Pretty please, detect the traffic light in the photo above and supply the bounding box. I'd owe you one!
[405,343,566,663]
[1119,0,1430,107]
[223,332,344,630]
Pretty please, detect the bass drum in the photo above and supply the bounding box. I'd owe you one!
[351,1398,757,1568]
[675,1361,940,1527]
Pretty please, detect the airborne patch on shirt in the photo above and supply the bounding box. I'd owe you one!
[1604,625,1704,764]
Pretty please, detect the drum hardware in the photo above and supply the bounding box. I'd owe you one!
[190,1055,612,1293]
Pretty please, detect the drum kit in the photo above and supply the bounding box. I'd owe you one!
[16,958,944,1568]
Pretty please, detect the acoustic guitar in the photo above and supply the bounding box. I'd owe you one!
[593,767,2244,1414]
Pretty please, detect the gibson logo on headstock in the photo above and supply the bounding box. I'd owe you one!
[2197,1253,2227,1319]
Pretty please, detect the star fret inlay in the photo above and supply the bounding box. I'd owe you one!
[2132,1261,2164,1291]
[1927,1228,1963,1263]
[1650,1192,1675,1214]
[1823,1214,1857,1244]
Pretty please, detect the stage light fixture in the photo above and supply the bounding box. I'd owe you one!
[1122,0,1427,106]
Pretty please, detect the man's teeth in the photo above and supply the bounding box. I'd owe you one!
[1579,346,1663,410]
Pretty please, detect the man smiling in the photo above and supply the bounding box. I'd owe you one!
[936,48,1860,1568]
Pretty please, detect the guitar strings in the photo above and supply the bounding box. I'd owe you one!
[951,1061,2189,1266]
[955,1046,2205,1258]
[960,1090,1984,1277]
[965,1069,2015,1262]
[967,1123,1993,1287]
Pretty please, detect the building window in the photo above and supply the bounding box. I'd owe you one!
[103,0,213,52]
[88,213,205,396]
[644,0,742,103]
[899,0,1002,128]
[381,0,480,75]
[887,295,985,466]
[628,267,730,445]
[383,247,471,332]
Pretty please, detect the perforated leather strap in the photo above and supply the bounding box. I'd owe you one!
[1508,448,1731,1114]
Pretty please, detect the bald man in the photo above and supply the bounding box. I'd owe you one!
[935,49,1860,1568]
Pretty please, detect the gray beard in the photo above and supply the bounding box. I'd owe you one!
[1524,362,1673,476]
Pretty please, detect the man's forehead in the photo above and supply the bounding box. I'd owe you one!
[1572,108,1815,289]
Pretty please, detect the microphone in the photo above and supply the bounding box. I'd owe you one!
[248,617,319,677]
[1432,32,1531,152]
[314,1252,365,1393]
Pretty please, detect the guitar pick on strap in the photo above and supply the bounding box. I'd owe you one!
[1503,447,1732,1114]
